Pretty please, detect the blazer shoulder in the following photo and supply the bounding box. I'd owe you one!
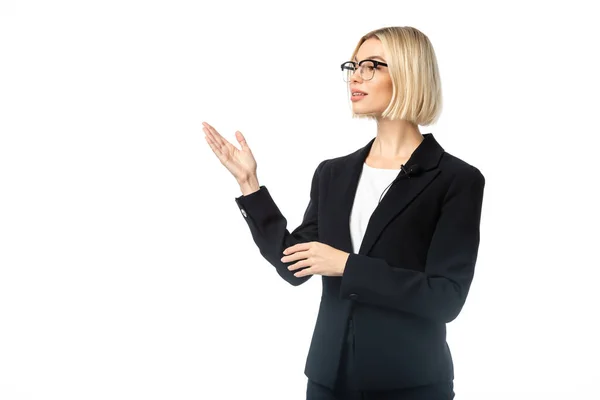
[319,146,363,175]
[439,151,484,183]
[314,158,330,176]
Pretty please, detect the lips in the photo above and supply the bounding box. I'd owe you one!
[350,91,367,102]
[351,88,368,95]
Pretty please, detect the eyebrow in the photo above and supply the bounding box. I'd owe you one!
[353,55,386,62]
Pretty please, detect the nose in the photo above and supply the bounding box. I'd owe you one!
[350,66,363,83]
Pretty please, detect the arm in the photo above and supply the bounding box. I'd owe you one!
[234,160,327,286]
[339,166,486,323]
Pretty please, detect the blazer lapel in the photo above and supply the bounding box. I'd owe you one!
[329,134,445,256]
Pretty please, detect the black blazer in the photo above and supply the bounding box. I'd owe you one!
[234,133,485,391]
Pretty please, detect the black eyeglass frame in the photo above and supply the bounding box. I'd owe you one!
[340,59,389,81]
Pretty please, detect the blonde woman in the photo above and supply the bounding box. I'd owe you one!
[203,26,485,400]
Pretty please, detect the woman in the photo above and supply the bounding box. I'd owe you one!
[203,26,485,400]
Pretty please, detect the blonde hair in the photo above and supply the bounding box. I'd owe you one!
[349,26,442,126]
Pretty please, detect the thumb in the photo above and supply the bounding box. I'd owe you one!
[235,131,249,150]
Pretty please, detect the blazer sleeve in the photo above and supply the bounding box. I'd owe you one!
[234,159,327,286]
[339,166,486,323]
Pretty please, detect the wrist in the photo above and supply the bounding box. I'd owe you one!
[239,175,260,196]
[340,253,350,276]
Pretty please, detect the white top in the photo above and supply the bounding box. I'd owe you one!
[349,162,401,254]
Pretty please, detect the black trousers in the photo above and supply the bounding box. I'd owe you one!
[306,318,455,400]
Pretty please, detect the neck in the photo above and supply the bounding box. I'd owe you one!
[369,118,424,161]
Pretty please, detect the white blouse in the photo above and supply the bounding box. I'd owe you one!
[349,162,401,253]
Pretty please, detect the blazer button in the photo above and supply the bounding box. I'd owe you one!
[349,293,358,300]
[240,208,247,217]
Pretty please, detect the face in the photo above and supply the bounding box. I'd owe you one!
[349,38,393,118]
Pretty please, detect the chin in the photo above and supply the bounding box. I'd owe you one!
[353,103,382,113]
[352,108,380,118]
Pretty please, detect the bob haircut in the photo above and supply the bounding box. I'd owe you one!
[349,26,442,126]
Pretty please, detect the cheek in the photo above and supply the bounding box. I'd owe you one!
[374,82,393,104]
[383,80,394,98]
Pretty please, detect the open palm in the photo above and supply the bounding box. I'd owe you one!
[202,121,257,183]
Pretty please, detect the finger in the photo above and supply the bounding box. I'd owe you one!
[202,124,225,150]
[204,130,232,163]
[281,250,309,263]
[281,251,298,261]
[284,256,303,269]
[202,125,217,144]
[202,123,230,150]
[294,267,313,278]
[284,243,309,255]
[287,260,306,271]
[204,134,226,159]
[205,129,234,158]
[235,131,250,151]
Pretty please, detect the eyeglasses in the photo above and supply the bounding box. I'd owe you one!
[340,59,388,82]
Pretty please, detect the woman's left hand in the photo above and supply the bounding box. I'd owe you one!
[281,241,350,277]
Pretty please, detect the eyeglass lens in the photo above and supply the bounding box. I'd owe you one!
[342,61,376,82]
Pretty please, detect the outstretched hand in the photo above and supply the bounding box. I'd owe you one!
[202,121,257,184]
[281,242,350,277]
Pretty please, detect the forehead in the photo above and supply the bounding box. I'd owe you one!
[353,38,386,61]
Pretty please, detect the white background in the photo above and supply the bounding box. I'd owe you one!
[1,1,599,399]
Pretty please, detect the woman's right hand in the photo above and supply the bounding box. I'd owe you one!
[202,121,258,184]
